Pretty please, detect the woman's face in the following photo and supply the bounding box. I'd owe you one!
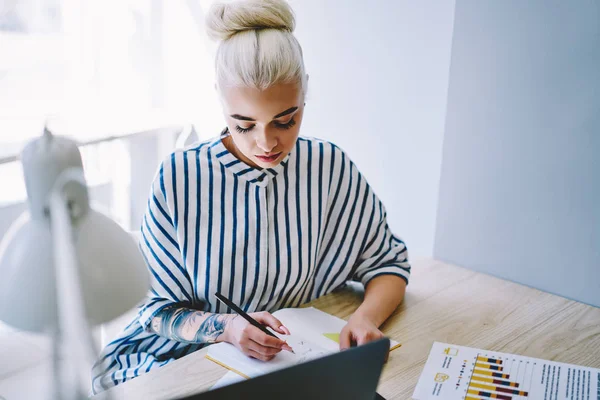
[219,82,305,169]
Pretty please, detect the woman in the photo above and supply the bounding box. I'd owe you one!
[92,0,410,393]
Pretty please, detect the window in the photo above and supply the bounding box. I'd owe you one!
[0,0,223,139]
[1,0,223,231]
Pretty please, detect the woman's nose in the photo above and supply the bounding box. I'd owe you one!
[256,130,278,153]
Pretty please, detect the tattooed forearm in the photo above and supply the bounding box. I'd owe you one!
[150,306,233,344]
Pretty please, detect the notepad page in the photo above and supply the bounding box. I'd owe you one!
[272,307,347,351]
[273,307,400,351]
[206,307,400,379]
[206,334,333,378]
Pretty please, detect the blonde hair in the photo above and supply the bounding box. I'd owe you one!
[206,0,307,93]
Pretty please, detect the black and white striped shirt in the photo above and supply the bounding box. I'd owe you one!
[92,134,410,393]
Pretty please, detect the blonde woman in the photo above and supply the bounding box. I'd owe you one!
[92,0,410,392]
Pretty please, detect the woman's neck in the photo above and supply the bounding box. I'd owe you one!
[221,132,260,170]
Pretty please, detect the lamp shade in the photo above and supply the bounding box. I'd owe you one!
[0,207,149,333]
[0,129,149,333]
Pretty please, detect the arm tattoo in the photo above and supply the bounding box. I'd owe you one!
[150,306,231,344]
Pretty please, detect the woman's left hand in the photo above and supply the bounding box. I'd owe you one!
[339,313,385,350]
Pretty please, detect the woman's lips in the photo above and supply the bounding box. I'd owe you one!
[256,152,282,163]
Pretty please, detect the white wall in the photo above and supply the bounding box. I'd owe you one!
[292,0,455,257]
[434,0,600,307]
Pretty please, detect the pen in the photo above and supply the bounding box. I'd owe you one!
[215,292,294,353]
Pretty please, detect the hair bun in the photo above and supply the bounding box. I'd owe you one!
[206,0,296,42]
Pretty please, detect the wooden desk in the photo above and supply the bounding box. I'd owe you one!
[96,258,600,399]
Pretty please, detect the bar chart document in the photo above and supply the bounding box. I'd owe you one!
[413,342,600,400]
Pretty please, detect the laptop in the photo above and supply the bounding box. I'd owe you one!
[179,338,390,400]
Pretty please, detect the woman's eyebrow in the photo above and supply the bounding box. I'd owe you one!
[273,106,298,119]
[230,114,255,121]
[229,106,298,122]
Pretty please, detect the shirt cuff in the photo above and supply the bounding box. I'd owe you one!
[360,264,411,288]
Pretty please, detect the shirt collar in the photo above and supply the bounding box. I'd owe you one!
[210,132,291,187]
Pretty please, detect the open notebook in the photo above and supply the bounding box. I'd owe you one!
[206,307,401,379]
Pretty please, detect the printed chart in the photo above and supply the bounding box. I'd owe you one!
[465,355,530,399]
[413,342,600,400]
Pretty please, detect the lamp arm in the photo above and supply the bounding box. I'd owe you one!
[49,168,103,400]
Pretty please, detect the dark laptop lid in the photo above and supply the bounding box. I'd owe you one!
[179,338,390,400]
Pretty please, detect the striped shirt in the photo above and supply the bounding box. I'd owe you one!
[91,134,410,393]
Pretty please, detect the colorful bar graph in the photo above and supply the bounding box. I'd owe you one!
[467,355,529,398]
[467,389,512,400]
[477,356,503,365]
[473,368,511,379]
[475,361,503,371]
[470,382,528,397]
[471,375,520,388]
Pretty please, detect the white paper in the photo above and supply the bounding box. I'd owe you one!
[206,307,400,379]
[210,371,246,390]
[413,342,600,400]
[207,334,333,378]
[275,307,400,351]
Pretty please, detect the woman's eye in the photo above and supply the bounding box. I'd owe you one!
[275,118,297,130]
[235,125,254,134]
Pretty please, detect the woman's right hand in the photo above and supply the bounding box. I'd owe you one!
[220,311,293,361]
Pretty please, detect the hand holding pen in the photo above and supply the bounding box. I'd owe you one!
[216,292,295,361]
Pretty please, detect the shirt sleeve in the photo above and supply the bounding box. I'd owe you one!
[137,153,195,330]
[348,166,411,287]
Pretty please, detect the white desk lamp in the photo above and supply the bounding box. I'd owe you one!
[0,128,149,399]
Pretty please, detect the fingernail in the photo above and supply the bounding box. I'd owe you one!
[283,344,294,353]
